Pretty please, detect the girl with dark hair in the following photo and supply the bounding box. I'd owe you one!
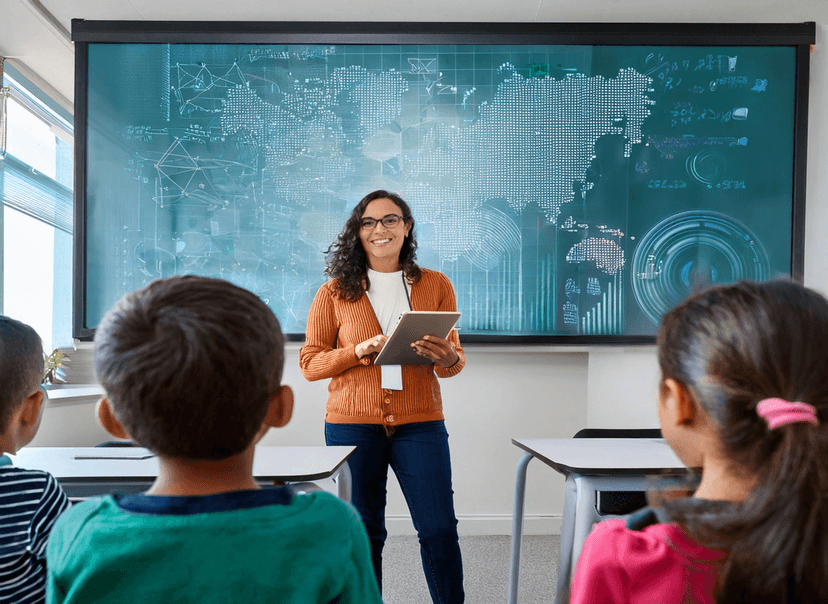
[570,279,828,604]
[300,190,465,603]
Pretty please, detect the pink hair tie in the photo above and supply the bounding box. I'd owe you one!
[756,398,820,429]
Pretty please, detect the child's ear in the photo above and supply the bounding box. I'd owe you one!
[262,385,294,429]
[95,397,131,440]
[19,388,46,429]
[1,389,47,454]
[659,378,697,426]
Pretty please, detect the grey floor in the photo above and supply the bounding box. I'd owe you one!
[382,534,560,604]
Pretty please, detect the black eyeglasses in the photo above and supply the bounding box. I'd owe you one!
[360,214,404,230]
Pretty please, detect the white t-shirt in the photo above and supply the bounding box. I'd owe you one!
[365,268,411,335]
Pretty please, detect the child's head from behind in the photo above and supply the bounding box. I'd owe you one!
[0,316,46,452]
[657,279,828,601]
[94,276,288,460]
[657,279,828,472]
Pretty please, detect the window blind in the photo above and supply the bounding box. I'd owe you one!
[0,153,72,233]
[1,64,73,234]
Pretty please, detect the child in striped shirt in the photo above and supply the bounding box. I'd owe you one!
[0,316,69,604]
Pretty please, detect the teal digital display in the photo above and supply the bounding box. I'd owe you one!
[80,36,802,339]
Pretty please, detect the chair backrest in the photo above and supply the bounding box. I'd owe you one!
[573,428,661,439]
[572,427,662,516]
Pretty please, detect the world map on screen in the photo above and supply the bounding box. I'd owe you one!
[85,43,795,336]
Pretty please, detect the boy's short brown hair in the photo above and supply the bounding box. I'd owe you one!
[0,316,44,434]
[94,276,285,460]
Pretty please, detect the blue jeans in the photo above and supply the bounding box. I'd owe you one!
[325,420,464,603]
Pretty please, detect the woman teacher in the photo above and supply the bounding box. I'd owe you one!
[300,190,465,603]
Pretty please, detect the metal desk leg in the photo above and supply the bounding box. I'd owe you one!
[571,475,600,575]
[555,473,578,604]
[508,451,534,604]
[333,461,352,502]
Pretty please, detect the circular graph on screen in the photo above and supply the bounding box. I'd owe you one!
[631,210,770,325]
[686,150,728,187]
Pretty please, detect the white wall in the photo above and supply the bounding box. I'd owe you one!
[29,0,828,535]
[275,346,591,534]
[586,347,660,429]
[33,345,590,535]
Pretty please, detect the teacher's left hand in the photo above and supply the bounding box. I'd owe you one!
[411,335,459,368]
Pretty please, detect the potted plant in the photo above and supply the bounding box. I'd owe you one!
[43,348,68,385]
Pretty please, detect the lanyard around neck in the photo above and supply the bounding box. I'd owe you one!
[401,271,412,310]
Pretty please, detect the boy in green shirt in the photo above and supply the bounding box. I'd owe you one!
[46,276,381,604]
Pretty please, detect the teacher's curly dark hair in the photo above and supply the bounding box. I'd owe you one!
[324,190,421,300]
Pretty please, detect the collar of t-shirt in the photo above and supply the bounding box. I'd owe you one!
[365,268,411,335]
[115,486,294,516]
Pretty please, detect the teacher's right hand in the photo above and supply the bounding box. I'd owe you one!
[356,334,388,359]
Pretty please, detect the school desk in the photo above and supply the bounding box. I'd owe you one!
[508,437,689,604]
[10,445,355,502]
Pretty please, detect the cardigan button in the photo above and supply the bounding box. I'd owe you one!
[361,357,370,365]
[386,414,395,423]
[384,397,391,404]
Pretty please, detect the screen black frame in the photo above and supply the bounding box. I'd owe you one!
[71,20,815,343]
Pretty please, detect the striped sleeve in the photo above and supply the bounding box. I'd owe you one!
[28,473,70,559]
[0,468,70,604]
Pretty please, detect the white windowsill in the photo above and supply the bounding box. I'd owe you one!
[44,384,104,401]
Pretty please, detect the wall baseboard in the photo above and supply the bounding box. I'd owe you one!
[302,480,563,537]
[386,514,562,537]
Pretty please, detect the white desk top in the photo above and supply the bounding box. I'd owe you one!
[10,445,355,483]
[512,438,689,476]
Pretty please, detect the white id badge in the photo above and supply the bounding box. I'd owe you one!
[381,365,403,390]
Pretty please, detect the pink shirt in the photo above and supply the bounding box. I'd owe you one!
[570,518,723,604]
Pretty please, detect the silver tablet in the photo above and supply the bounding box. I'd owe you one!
[373,311,461,366]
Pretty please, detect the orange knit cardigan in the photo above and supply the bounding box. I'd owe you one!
[299,269,465,426]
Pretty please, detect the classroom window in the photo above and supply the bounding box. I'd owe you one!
[1,69,73,354]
